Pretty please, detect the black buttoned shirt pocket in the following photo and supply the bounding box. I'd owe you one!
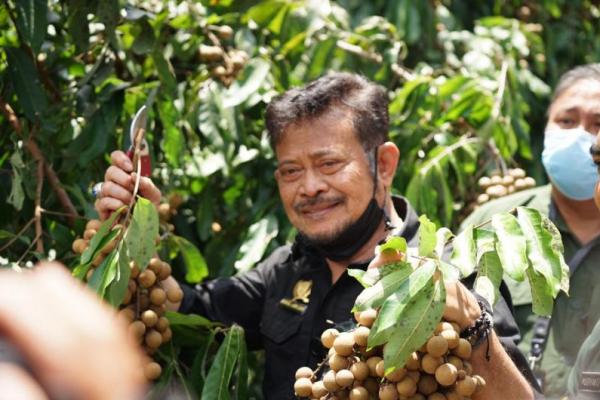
[260,298,304,345]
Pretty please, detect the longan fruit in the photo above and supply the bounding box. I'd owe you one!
[366,356,382,377]
[386,367,407,382]
[72,238,87,254]
[462,361,473,375]
[450,323,460,333]
[149,258,162,274]
[128,279,137,293]
[434,322,454,334]
[477,176,491,189]
[312,381,328,398]
[86,219,102,231]
[350,361,369,381]
[333,332,355,357]
[92,253,105,267]
[353,326,370,347]
[294,377,313,397]
[129,320,146,338]
[141,310,158,328]
[166,287,183,303]
[358,308,377,327]
[336,369,354,388]
[379,383,399,400]
[427,335,449,357]
[321,328,339,349]
[156,317,169,332]
[123,289,133,305]
[84,228,96,240]
[455,376,476,396]
[118,307,135,322]
[375,359,386,378]
[86,268,94,282]
[396,376,417,397]
[435,363,458,386]
[509,168,526,178]
[101,238,117,254]
[139,294,150,310]
[349,386,368,400]
[447,356,463,370]
[421,354,443,374]
[130,262,140,279]
[406,352,421,370]
[150,287,167,305]
[335,389,350,399]
[295,366,313,380]
[444,391,461,400]
[158,203,171,221]
[440,330,459,350]
[523,176,536,187]
[323,370,340,392]
[452,339,472,360]
[138,269,156,288]
[161,327,172,343]
[150,304,166,315]
[144,361,162,380]
[158,262,171,280]
[145,329,163,349]
[417,374,438,396]
[407,370,421,383]
[490,175,502,185]
[473,374,486,388]
[408,394,426,400]
[329,354,349,371]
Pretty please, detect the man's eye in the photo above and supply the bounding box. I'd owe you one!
[279,167,301,179]
[320,160,341,173]
[557,118,575,127]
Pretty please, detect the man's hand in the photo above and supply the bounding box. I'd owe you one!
[95,150,162,220]
[0,263,146,400]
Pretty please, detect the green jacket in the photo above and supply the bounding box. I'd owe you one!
[461,184,600,398]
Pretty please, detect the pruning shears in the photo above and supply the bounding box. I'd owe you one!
[126,105,152,177]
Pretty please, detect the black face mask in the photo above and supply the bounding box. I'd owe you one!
[299,197,387,261]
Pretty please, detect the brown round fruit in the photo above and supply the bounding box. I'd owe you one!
[158,203,171,221]
[396,376,417,397]
[83,229,96,240]
[295,366,313,380]
[149,257,162,273]
[447,355,463,370]
[366,356,382,377]
[158,262,172,280]
[329,354,349,371]
[350,361,369,381]
[421,354,443,374]
[138,269,157,288]
[386,367,407,382]
[417,374,438,396]
[358,308,377,327]
[426,335,449,357]
[440,329,459,349]
[405,352,421,370]
[161,327,172,343]
[312,381,328,398]
[349,386,368,400]
[144,361,162,380]
[353,326,370,347]
[72,238,87,254]
[435,363,458,386]
[335,369,354,388]
[321,328,339,349]
[141,310,158,328]
[333,332,355,357]
[455,376,477,396]
[428,393,446,400]
[294,377,313,397]
[452,339,472,360]
[86,219,102,231]
[217,25,234,40]
[375,359,385,378]
[323,370,340,392]
[166,287,183,303]
[156,317,169,332]
[363,377,379,395]
[145,329,163,349]
[129,320,146,339]
[379,383,399,400]
[150,287,167,305]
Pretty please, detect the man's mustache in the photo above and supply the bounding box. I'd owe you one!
[294,195,345,213]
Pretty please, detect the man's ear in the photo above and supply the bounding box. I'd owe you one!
[377,142,400,187]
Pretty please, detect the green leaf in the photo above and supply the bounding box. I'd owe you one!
[492,213,527,282]
[152,50,177,98]
[8,152,25,211]
[434,227,453,258]
[14,0,47,52]
[418,215,437,257]
[377,236,407,254]
[382,276,445,372]
[369,260,436,347]
[233,332,248,400]
[223,58,270,108]
[106,244,132,307]
[80,208,125,265]
[131,18,155,55]
[450,225,477,277]
[474,251,503,306]
[124,197,158,270]
[67,0,90,52]
[96,0,119,45]
[173,235,208,283]
[165,311,216,328]
[526,267,555,316]
[5,47,49,121]
[349,262,409,288]
[353,262,413,312]
[88,248,119,298]
[201,325,244,400]
[158,100,185,167]
[234,215,278,273]
[517,207,569,296]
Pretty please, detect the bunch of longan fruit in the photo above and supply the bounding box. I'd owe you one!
[475,168,536,205]
[72,218,184,382]
[198,24,249,87]
[293,309,485,400]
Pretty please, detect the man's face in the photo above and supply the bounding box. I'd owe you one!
[547,79,600,135]
[274,109,375,244]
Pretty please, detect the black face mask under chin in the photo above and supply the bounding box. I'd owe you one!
[299,197,387,262]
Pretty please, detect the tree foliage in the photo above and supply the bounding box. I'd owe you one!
[1,0,599,398]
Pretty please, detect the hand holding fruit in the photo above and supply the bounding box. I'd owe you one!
[95,150,162,220]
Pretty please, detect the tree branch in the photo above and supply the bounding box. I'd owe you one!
[35,159,44,254]
[0,97,79,226]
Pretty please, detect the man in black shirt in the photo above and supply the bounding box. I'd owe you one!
[96,72,535,399]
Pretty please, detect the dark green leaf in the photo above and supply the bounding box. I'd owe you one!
[152,50,177,98]
[7,152,25,211]
[173,235,208,283]
[159,100,185,167]
[88,248,119,298]
[201,325,244,400]
[14,0,47,52]
[353,262,413,312]
[79,208,125,265]
[165,311,217,328]
[5,47,48,121]
[107,244,132,307]
[526,267,555,316]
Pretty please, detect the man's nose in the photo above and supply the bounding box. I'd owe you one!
[299,169,328,197]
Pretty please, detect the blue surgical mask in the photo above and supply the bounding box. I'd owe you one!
[542,128,599,201]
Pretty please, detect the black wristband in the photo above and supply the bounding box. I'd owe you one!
[460,300,494,360]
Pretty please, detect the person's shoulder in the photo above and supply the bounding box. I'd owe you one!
[460,185,552,230]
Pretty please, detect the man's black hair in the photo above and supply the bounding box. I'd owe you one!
[265,72,389,151]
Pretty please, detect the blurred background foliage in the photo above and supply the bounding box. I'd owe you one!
[0,0,599,397]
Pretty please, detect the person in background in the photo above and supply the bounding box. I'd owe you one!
[461,63,600,398]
